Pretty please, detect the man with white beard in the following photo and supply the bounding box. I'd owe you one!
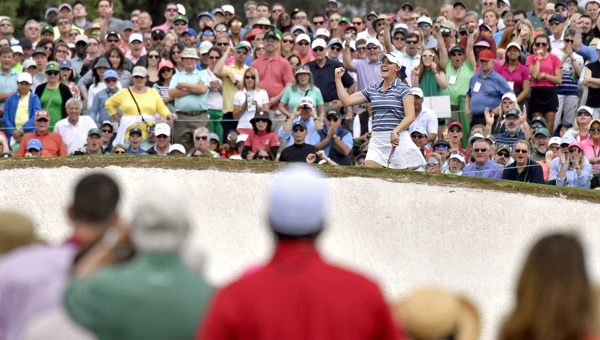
[485,108,530,148]
[529,127,551,162]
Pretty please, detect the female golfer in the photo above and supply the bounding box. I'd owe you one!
[334,52,425,169]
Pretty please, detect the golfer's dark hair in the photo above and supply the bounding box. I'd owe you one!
[72,173,120,223]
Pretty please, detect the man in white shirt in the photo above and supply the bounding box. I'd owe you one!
[409,88,438,142]
[53,98,98,154]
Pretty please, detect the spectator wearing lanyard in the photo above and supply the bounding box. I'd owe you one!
[462,138,503,178]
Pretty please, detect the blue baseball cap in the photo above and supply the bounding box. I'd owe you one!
[27,139,42,151]
[183,28,197,36]
[197,11,214,21]
[59,59,72,69]
[129,127,143,136]
[104,69,118,80]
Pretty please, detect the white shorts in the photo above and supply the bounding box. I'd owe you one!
[366,130,426,169]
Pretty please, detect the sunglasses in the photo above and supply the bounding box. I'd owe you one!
[245,76,255,79]
[406,40,418,45]
[148,54,160,59]
[590,127,600,132]
[114,150,126,154]
[46,71,59,76]
[329,46,341,52]
[473,148,488,153]
[156,134,170,139]
[550,145,561,150]
[236,49,248,55]
[282,39,294,44]
[549,21,562,26]
[565,39,574,44]
[292,128,306,132]
[257,155,270,160]
[203,31,215,36]
[209,56,220,60]
[449,128,461,133]
[215,28,227,32]
[107,39,119,43]
[101,129,113,133]
[27,148,39,152]
[327,117,339,121]
[417,23,431,27]
[393,37,405,41]
[153,36,164,41]
[44,46,54,51]
[513,149,528,154]
[531,124,546,129]
[535,42,547,47]
[346,30,357,35]
[356,47,366,51]
[174,22,186,26]
[366,46,378,50]
[422,54,434,59]
[255,118,269,123]
[313,21,325,25]
[577,111,592,116]
[352,21,362,25]
[426,161,439,165]
[195,135,208,140]
[160,68,173,72]
[217,42,229,46]
[313,47,324,52]
[568,148,581,153]
[36,118,49,122]
[172,50,182,54]
[497,151,510,157]
[435,145,448,150]
[281,16,291,21]
[412,134,426,139]
[166,8,178,12]
[297,42,309,46]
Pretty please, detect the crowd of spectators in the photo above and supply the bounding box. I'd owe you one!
[0,0,599,187]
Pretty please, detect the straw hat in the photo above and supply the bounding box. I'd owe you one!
[392,287,480,340]
[0,211,39,254]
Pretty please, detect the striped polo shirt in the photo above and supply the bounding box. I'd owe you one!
[360,78,411,132]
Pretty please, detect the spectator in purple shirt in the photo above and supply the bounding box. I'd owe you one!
[462,138,503,178]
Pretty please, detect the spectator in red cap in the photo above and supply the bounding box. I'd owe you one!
[16,110,67,157]
[466,49,513,127]
[197,165,403,340]
[526,33,562,130]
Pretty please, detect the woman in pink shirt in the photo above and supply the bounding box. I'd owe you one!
[581,119,600,174]
[526,34,562,132]
[241,110,280,159]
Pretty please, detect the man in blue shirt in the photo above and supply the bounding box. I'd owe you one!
[169,47,209,152]
[0,46,18,118]
[462,138,503,179]
[315,109,353,165]
[484,108,529,148]
[465,50,513,127]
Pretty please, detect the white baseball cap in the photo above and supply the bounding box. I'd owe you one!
[268,165,329,236]
[17,72,32,84]
[315,28,330,38]
[311,38,327,50]
[129,33,143,44]
[411,87,424,98]
[298,96,314,108]
[295,33,311,43]
[154,123,171,136]
[222,4,235,14]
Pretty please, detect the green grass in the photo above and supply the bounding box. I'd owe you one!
[2,155,599,203]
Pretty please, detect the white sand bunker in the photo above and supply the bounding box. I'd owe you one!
[1,165,600,340]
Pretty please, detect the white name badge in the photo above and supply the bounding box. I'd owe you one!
[473,81,482,93]
[449,75,457,86]
[508,81,514,90]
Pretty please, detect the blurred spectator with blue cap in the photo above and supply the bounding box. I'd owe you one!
[198,165,402,340]
[197,11,215,30]
[127,125,145,154]
[89,68,120,125]
[25,138,42,157]
[66,182,213,340]
[182,28,198,48]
